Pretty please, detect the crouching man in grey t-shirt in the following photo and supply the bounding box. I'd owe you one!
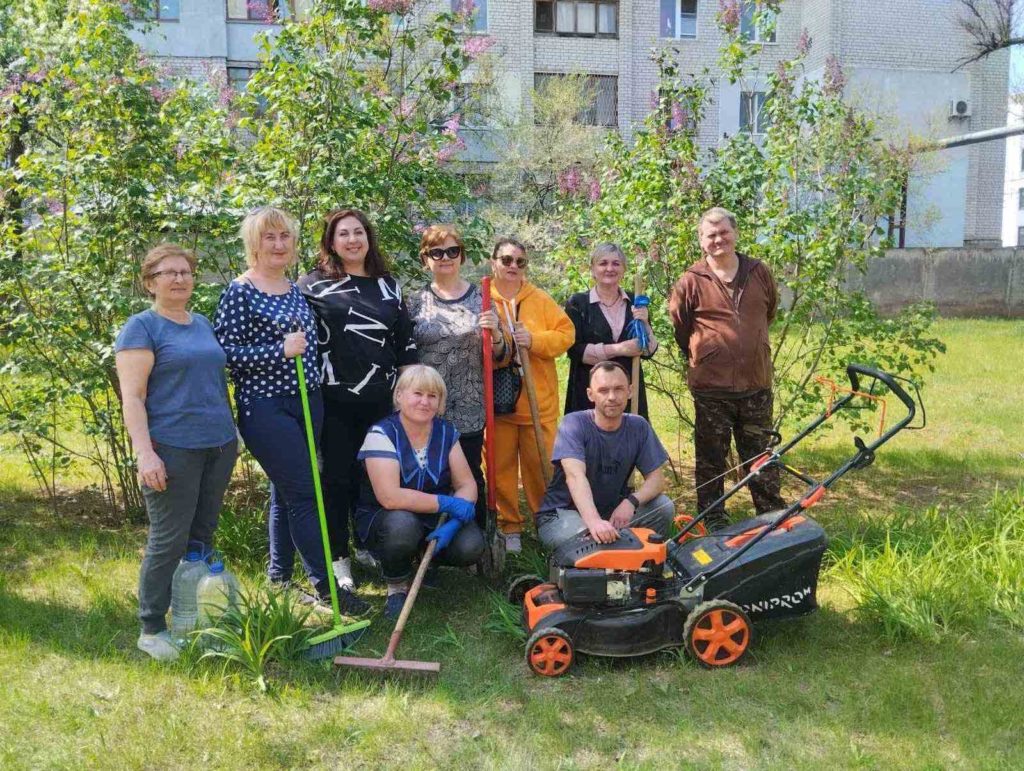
[535,361,675,551]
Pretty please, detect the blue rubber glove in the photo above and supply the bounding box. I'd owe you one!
[436,494,475,524]
[426,518,463,552]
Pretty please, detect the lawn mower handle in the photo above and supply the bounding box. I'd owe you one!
[846,363,916,421]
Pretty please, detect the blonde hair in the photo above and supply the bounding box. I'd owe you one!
[140,243,197,297]
[393,364,448,416]
[240,206,299,267]
[698,206,738,234]
[590,242,627,266]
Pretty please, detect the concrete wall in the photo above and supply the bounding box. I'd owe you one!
[852,247,1024,317]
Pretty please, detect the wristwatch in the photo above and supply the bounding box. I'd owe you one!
[626,493,640,511]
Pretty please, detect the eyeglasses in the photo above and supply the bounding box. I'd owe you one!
[497,255,528,268]
[150,270,194,280]
[426,246,462,261]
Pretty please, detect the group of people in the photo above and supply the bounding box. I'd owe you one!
[116,204,786,662]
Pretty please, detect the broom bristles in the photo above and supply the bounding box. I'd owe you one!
[303,620,370,661]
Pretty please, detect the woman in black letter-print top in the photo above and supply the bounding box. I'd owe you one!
[297,208,418,588]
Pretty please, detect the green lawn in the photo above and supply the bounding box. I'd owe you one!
[1,319,1022,769]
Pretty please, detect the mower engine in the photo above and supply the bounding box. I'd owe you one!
[548,528,670,608]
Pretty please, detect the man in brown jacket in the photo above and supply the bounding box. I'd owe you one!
[669,207,786,529]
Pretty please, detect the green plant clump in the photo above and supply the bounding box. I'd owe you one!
[829,487,1024,641]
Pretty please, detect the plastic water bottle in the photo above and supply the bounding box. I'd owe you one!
[196,557,240,628]
[170,541,207,636]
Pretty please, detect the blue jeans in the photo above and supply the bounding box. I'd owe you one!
[238,393,330,597]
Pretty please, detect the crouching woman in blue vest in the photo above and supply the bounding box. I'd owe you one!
[355,364,484,618]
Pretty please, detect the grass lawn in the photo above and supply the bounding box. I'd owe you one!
[1,319,1022,769]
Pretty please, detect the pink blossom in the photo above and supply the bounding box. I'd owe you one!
[443,114,461,136]
[174,142,187,159]
[718,0,740,33]
[26,69,47,84]
[149,85,170,103]
[587,177,601,203]
[435,139,464,163]
[670,101,688,131]
[558,166,582,196]
[649,91,660,112]
[0,73,22,99]
[218,85,234,108]
[367,0,413,15]
[797,28,812,56]
[774,61,791,89]
[413,223,427,234]
[45,199,64,216]
[823,55,845,95]
[455,0,475,18]
[247,0,275,21]
[397,96,416,118]
[462,35,496,59]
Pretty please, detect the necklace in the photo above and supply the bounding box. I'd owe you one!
[596,290,621,308]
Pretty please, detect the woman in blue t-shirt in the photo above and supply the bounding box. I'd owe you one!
[214,206,369,618]
[116,243,238,662]
[355,365,483,618]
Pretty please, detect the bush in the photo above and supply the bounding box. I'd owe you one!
[829,487,1024,641]
[215,498,270,576]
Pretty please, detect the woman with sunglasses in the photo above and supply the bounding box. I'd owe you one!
[297,209,419,590]
[407,225,508,534]
[116,243,238,661]
[489,238,575,553]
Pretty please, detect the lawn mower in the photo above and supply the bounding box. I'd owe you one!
[511,364,923,676]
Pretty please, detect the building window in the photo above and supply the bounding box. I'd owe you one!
[535,1,619,38]
[227,65,258,92]
[740,1,776,43]
[1020,148,1024,172]
[1018,225,1024,245]
[739,91,769,134]
[659,0,697,39]
[535,73,618,126]
[226,0,298,21]
[452,0,487,31]
[1018,188,1024,210]
[138,0,179,20]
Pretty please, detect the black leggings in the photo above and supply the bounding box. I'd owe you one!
[321,397,392,559]
[360,508,485,582]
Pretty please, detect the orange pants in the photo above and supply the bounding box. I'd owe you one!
[492,418,557,534]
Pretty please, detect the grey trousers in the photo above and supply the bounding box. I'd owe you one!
[536,493,676,552]
[138,439,237,633]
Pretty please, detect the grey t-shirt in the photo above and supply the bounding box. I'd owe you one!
[537,410,669,519]
[115,310,236,449]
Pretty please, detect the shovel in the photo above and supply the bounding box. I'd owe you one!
[477,277,506,579]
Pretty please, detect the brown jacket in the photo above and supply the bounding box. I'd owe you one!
[669,253,778,393]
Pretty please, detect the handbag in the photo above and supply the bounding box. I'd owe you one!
[493,298,522,415]
[493,366,522,415]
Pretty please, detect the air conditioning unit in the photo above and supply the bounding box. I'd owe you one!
[949,99,972,119]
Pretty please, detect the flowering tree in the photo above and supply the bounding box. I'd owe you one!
[551,34,945,430]
[230,0,492,273]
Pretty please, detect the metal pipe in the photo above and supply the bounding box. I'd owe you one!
[919,123,1024,152]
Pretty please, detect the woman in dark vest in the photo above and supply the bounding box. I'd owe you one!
[564,243,658,419]
[355,365,483,618]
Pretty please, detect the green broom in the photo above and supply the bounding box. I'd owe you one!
[295,354,370,660]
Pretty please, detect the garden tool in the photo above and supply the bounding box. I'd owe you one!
[477,276,506,578]
[516,322,553,485]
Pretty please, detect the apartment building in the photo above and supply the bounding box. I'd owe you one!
[133,0,1009,247]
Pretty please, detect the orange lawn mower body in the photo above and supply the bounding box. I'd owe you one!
[513,364,924,676]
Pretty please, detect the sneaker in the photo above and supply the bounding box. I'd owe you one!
[504,533,522,554]
[354,548,380,570]
[703,513,731,533]
[333,586,371,617]
[137,630,180,662]
[333,557,355,591]
[422,566,440,589]
[384,591,408,620]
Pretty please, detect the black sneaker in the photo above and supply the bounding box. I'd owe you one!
[384,591,408,620]
[422,566,440,589]
[333,585,371,617]
[703,512,731,533]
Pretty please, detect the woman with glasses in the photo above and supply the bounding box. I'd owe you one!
[489,238,575,553]
[215,206,369,617]
[564,243,658,419]
[407,225,508,533]
[116,243,238,661]
[297,209,419,589]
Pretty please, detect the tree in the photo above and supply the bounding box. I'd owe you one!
[953,0,1020,69]
[550,36,945,434]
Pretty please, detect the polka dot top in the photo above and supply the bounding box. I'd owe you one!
[213,279,319,406]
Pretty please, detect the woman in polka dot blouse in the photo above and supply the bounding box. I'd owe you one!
[214,206,369,616]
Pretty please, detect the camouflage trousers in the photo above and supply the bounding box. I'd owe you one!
[692,389,786,523]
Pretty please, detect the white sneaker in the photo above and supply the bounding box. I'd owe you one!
[333,557,355,590]
[504,533,522,554]
[353,548,380,570]
[137,630,180,662]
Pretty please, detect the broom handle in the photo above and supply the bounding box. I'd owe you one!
[295,355,343,627]
[481,278,496,510]
[516,324,553,485]
[630,272,643,414]
[383,514,447,661]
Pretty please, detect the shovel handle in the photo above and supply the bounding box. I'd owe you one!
[384,514,447,660]
[629,272,643,414]
[481,278,497,509]
[516,326,553,485]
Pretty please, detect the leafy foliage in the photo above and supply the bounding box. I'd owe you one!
[550,38,945,429]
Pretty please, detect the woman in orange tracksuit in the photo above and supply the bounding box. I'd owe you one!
[489,238,575,553]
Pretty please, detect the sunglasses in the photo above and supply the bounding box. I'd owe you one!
[497,255,529,268]
[426,246,463,261]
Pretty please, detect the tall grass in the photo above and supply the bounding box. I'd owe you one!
[829,487,1024,641]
